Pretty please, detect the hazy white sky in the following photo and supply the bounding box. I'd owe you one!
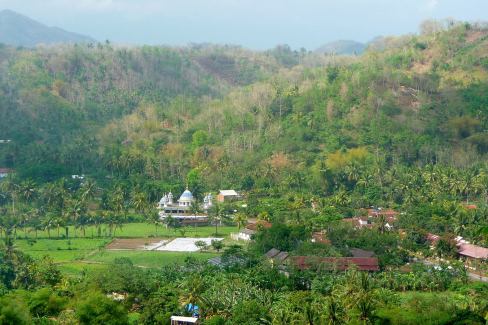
[1,0,487,49]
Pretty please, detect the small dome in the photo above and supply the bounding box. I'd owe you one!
[159,194,168,204]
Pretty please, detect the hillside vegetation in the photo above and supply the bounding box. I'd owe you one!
[1,20,488,325]
[0,21,487,233]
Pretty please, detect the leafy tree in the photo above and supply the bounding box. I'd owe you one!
[195,240,208,252]
[211,240,224,252]
[0,294,32,325]
[28,287,67,318]
[75,291,128,325]
[139,287,179,325]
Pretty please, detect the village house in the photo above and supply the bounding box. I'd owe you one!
[426,233,441,248]
[343,217,374,229]
[426,233,488,270]
[289,256,380,272]
[311,231,331,245]
[367,208,398,218]
[350,248,375,258]
[343,207,398,230]
[216,190,240,203]
[0,168,13,179]
[265,248,289,266]
[232,220,272,241]
[457,242,488,271]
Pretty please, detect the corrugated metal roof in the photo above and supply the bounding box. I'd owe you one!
[170,316,198,323]
[350,248,375,258]
[275,251,289,262]
[458,243,488,259]
[219,190,238,196]
[265,248,280,258]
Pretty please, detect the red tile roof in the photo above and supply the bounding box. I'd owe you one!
[464,204,477,210]
[290,256,379,271]
[426,233,440,244]
[458,243,488,259]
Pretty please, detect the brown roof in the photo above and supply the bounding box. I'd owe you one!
[246,221,272,231]
[289,256,380,271]
[458,243,488,259]
[265,248,281,259]
[367,208,398,218]
[350,248,375,258]
[274,251,289,262]
[464,204,477,210]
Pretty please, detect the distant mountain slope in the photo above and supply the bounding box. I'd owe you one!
[315,40,366,55]
[0,9,94,47]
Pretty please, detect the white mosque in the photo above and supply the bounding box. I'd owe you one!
[158,188,213,225]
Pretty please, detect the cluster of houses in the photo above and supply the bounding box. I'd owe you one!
[232,219,381,272]
[343,207,398,230]
[427,233,488,269]
[231,205,486,273]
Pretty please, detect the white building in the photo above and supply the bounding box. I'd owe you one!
[217,190,240,202]
[158,189,212,225]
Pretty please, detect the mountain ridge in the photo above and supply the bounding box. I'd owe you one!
[0,9,95,47]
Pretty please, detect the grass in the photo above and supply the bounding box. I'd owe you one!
[11,223,237,239]
[57,262,107,276]
[15,238,109,262]
[12,223,234,275]
[85,250,218,269]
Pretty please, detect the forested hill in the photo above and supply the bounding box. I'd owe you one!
[1,21,487,204]
[0,43,306,178]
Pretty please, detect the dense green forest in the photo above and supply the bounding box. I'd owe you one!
[1,20,488,324]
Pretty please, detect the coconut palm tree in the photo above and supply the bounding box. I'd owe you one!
[19,180,36,203]
[324,295,346,325]
[41,213,54,239]
[189,201,202,231]
[179,275,205,309]
[131,191,148,214]
[208,203,224,236]
[233,212,248,230]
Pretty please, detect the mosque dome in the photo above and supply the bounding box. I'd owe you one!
[159,194,168,205]
[179,189,194,203]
